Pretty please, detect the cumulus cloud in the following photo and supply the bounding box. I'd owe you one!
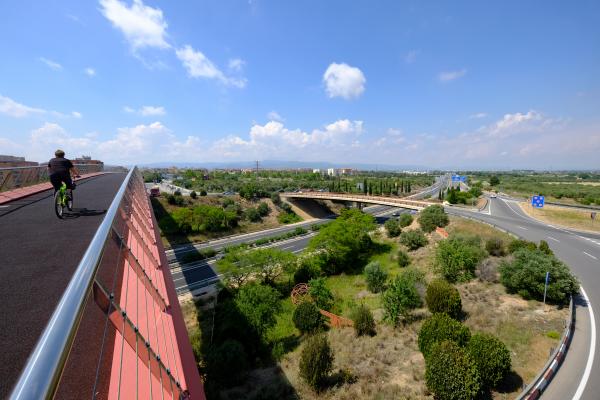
[84,67,96,76]
[99,0,170,50]
[228,58,245,72]
[438,68,467,82]
[176,45,246,88]
[267,111,284,122]
[0,95,46,118]
[39,57,63,71]
[123,105,166,116]
[487,110,543,138]
[71,111,82,118]
[323,63,366,99]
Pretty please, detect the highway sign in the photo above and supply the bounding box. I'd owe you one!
[532,195,545,208]
[452,175,467,182]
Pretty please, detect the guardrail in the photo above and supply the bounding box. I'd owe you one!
[281,192,436,210]
[10,167,204,400]
[0,164,104,192]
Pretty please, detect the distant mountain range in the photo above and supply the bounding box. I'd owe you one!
[138,159,432,171]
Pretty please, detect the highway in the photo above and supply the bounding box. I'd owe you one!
[448,197,600,400]
[0,173,126,399]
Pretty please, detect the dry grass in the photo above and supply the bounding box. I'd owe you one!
[518,202,600,233]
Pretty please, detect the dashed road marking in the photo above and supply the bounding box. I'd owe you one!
[547,236,560,243]
[517,225,528,230]
[583,252,598,260]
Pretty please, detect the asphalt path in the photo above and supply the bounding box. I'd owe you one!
[0,173,126,399]
[448,198,600,400]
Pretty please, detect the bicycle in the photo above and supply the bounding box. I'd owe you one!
[54,181,76,219]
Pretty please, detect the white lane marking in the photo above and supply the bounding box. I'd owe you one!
[583,252,598,260]
[573,286,596,400]
[517,225,528,230]
[280,245,296,251]
[547,236,560,243]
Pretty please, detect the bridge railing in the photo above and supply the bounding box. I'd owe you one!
[282,191,436,209]
[10,167,203,400]
[0,164,104,192]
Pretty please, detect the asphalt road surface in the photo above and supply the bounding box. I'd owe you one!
[0,173,126,399]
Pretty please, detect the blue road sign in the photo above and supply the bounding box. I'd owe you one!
[452,175,467,182]
[532,195,545,208]
[460,176,467,182]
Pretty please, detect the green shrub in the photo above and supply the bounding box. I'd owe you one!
[485,238,505,257]
[425,341,481,400]
[418,205,449,233]
[257,202,270,216]
[293,301,324,334]
[400,229,428,251]
[397,250,411,268]
[507,239,537,253]
[426,280,462,319]
[235,284,281,337]
[547,331,560,340]
[435,236,486,283]
[308,278,334,310]
[382,269,423,325]
[399,213,413,228]
[294,260,322,284]
[364,261,388,293]
[245,207,262,222]
[204,340,249,386]
[200,189,207,196]
[384,218,402,237]
[278,211,302,224]
[174,189,182,196]
[467,333,511,389]
[538,240,554,256]
[500,248,579,304]
[418,313,471,360]
[190,190,197,199]
[351,305,376,336]
[299,334,334,390]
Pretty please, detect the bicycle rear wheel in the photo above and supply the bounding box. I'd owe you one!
[54,191,64,219]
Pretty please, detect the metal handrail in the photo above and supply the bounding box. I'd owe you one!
[9,167,134,400]
[0,163,102,171]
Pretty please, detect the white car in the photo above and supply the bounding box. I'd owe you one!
[490,194,497,198]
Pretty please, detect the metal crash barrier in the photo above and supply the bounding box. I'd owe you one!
[10,167,204,400]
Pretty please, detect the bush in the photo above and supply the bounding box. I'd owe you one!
[190,190,197,199]
[293,301,324,334]
[435,236,486,283]
[485,238,505,257]
[235,284,281,337]
[538,240,554,256]
[278,211,302,224]
[294,259,322,284]
[418,205,449,233]
[174,189,182,196]
[426,280,462,319]
[500,248,579,304]
[418,313,471,360]
[399,213,413,228]
[245,207,262,222]
[222,197,235,208]
[384,218,402,237]
[257,202,270,216]
[308,278,334,310]
[382,269,423,325]
[299,334,334,390]
[467,333,511,388]
[200,189,207,196]
[425,341,481,400]
[400,229,428,251]
[364,261,388,293]
[507,239,537,253]
[397,250,411,268]
[204,340,249,386]
[351,305,376,336]
[478,258,499,283]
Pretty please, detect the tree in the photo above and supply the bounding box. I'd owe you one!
[418,205,449,233]
[384,218,402,237]
[467,333,511,389]
[299,334,334,390]
[400,229,428,251]
[435,236,486,283]
[308,278,334,310]
[446,188,459,204]
[426,280,462,319]
[235,283,281,338]
[171,208,193,233]
[204,340,249,387]
[219,247,297,286]
[364,261,388,293]
[418,313,471,360]
[425,341,481,400]
[293,301,324,334]
[382,269,423,325]
[489,175,500,186]
[351,305,376,336]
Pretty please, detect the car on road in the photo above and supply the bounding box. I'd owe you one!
[490,194,497,198]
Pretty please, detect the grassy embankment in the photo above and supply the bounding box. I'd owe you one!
[518,202,600,233]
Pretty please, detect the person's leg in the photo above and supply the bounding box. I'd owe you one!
[49,174,62,192]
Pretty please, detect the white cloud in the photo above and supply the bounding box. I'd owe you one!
[267,111,284,122]
[469,112,488,119]
[39,57,63,71]
[0,95,46,118]
[84,67,96,76]
[176,45,246,88]
[228,58,245,72]
[323,63,366,100]
[488,110,542,138]
[123,106,135,113]
[140,105,166,116]
[71,111,82,118]
[438,68,467,82]
[404,50,418,64]
[99,0,170,50]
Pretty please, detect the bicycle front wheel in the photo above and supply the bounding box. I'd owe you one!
[54,191,64,219]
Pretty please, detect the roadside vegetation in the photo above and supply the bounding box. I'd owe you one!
[518,203,600,233]
[180,205,575,400]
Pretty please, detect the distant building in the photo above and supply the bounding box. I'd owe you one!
[327,168,337,176]
[339,168,355,175]
[312,168,321,174]
[73,156,104,168]
[0,155,38,167]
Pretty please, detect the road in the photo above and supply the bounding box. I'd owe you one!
[406,174,449,200]
[448,197,600,400]
[171,205,410,296]
[0,173,126,399]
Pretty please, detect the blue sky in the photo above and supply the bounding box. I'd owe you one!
[1,0,599,169]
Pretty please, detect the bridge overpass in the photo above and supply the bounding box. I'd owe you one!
[0,169,204,399]
[281,191,437,210]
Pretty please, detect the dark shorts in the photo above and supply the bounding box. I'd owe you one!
[50,172,74,191]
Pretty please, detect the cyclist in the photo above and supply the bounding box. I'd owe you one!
[48,149,79,193]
